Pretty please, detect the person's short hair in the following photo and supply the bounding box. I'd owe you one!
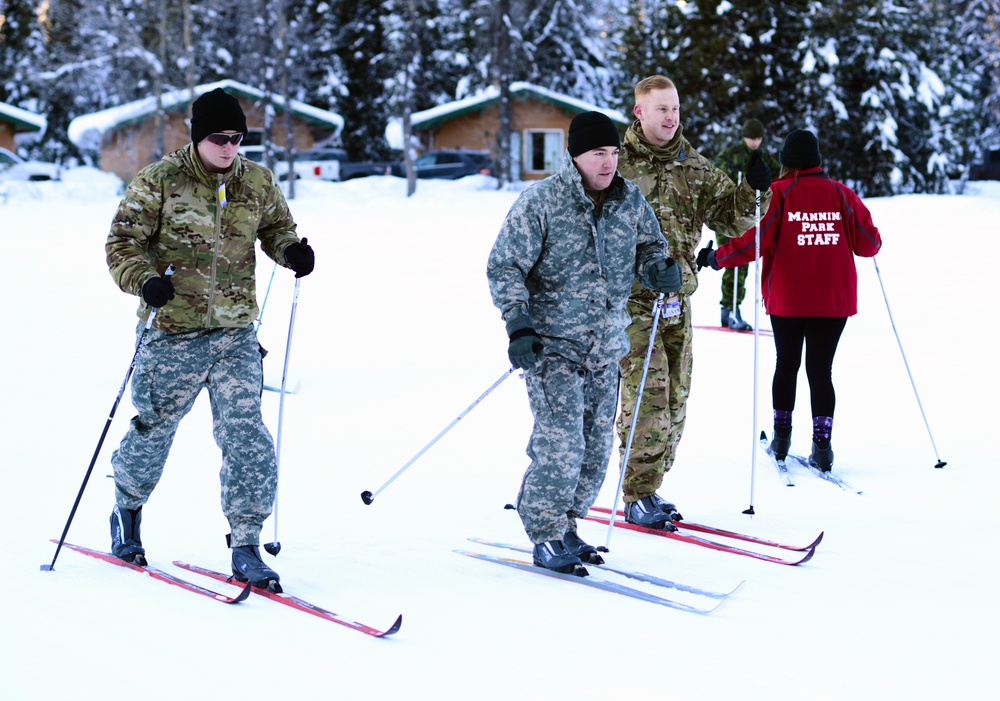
[634,75,676,101]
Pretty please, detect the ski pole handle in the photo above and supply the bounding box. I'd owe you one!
[144,264,175,329]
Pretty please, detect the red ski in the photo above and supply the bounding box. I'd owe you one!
[581,516,816,566]
[588,506,823,552]
[693,324,773,337]
[174,561,402,638]
[56,541,250,604]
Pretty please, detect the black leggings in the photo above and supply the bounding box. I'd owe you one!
[770,316,847,418]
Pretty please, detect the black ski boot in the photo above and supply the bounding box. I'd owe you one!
[729,307,752,332]
[232,545,282,591]
[532,540,586,575]
[563,530,604,565]
[110,504,146,565]
[769,426,792,460]
[624,496,678,531]
[648,493,683,522]
[809,438,834,472]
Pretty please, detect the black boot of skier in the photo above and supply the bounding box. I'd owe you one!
[232,544,282,592]
[111,504,146,565]
[532,540,586,576]
[563,530,604,565]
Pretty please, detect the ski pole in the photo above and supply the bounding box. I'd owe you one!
[600,294,664,552]
[254,261,279,333]
[42,264,175,572]
[361,367,516,505]
[264,276,301,557]
[872,257,946,468]
[743,190,763,516]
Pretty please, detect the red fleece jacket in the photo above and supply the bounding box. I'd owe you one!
[714,167,882,317]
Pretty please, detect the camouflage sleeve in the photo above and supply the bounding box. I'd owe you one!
[486,191,544,321]
[633,191,670,277]
[106,169,166,297]
[254,168,300,266]
[705,164,773,239]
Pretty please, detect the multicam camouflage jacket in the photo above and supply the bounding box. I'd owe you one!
[618,122,771,311]
[713,141,781,193]
[487,152,669,368]
[106,143,301,333]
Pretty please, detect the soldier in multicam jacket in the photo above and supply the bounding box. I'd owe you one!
[105,88,315,590]
[712,118,782,331]
[487,111,681,573]
[615,76,772,531]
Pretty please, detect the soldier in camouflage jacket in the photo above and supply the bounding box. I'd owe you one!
[104,88,314,589]
[712,118,781,329]
[487,111,680,572]
[614,76,772,530]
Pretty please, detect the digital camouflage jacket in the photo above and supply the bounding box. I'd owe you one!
[106,144,300,333]
[487,153,669,368]
[617,122,771,311]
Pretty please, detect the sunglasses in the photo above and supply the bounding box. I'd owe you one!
[204,132,245,146]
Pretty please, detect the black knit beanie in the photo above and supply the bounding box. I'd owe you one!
[780,129,822,169]
[190,88,248,145]
[568,111,621,157]
[741,118,765,139]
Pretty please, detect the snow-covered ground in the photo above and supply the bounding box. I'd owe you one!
[1,169,997,700]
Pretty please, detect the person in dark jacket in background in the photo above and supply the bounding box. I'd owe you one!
[697,129,882,471]
[713,118,782,331]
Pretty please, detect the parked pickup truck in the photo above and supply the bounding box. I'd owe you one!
[280,148,398,182]
[241,145,398,182]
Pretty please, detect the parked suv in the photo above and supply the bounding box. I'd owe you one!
[393,149,494,179]
[969,148,1000,181]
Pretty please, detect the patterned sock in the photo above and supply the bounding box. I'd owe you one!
[813,415,833,442]
[774,410,793,431]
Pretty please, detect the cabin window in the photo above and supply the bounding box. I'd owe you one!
[523,130,563,174]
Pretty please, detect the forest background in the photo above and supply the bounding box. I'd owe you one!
[1,0,998,197]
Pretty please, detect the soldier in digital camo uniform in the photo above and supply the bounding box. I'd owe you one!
[105,88,315,589]
[615,76,772,531]
[487,111,681,574]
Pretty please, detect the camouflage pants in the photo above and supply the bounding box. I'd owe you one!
[716,231,749,308]
[616,298,693,502]
[111,324,277,547]
[517,356,620,543]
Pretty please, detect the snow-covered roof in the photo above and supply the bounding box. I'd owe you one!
[0,101,46,133]
[410,82,629,129]
[68,79,343,150]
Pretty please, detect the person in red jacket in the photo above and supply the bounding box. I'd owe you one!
[696,129,882,471]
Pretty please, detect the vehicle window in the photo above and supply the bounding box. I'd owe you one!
[437,153,461,164]
[0,152,18,165]
[415,154,437,166]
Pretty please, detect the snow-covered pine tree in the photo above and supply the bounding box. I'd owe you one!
[956,0,1000,164]
[609,0,686,116]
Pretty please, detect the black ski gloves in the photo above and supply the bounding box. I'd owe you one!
[284,237,315,278]
[697,242,721,271]
[141,275,175,307]
[745,150,772,191]
[641,257,682,293]
[505,315,543,370]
